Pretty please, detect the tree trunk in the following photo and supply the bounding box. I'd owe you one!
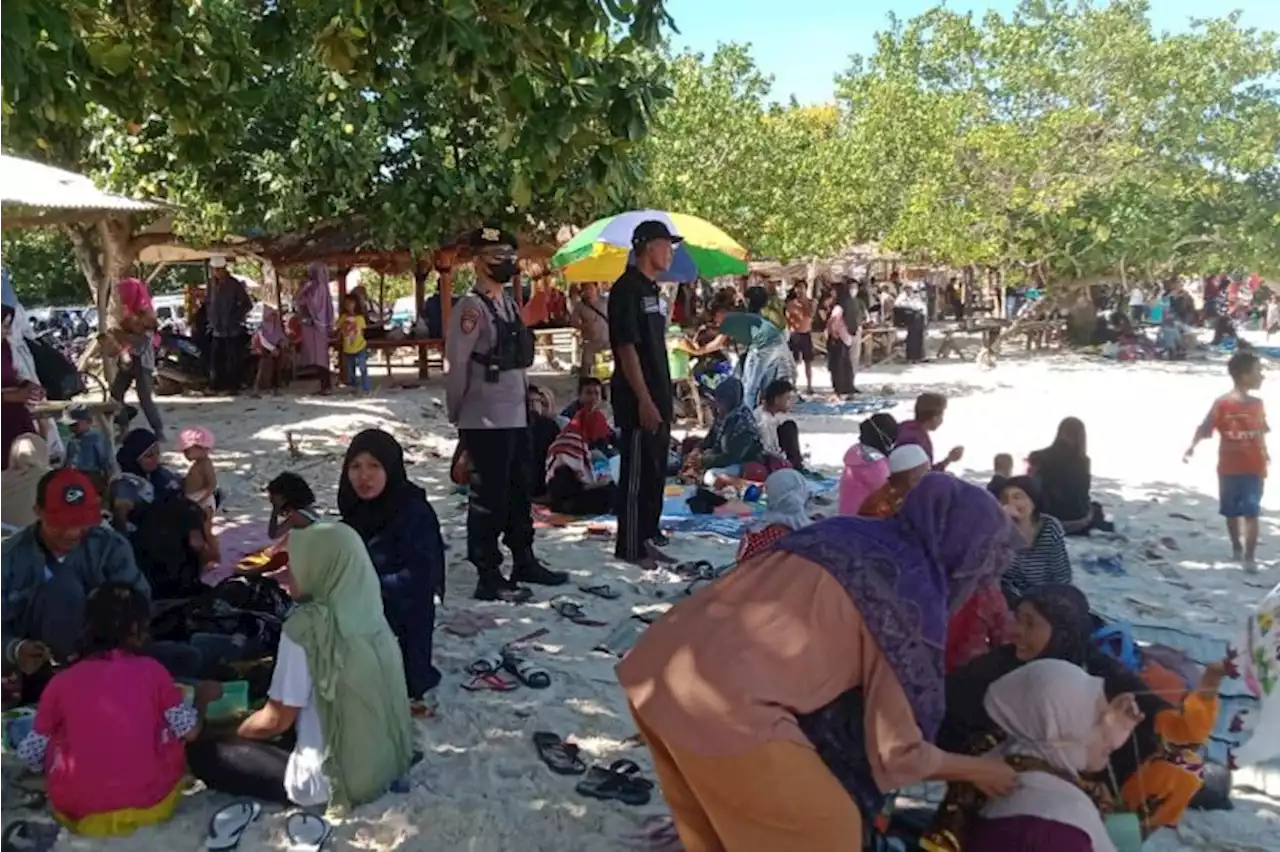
[64,215,144,383]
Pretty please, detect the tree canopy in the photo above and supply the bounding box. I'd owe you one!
[635,45,856,261]
[836,0,1280,285]
[1,0,675,305]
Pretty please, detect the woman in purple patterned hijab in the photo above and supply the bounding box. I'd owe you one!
[296,262,335,394]
[616,473,1022,849]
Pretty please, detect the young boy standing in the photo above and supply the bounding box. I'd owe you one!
[61,404,112,495]
[1185,352,1268,572]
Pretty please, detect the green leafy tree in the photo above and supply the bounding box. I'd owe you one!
[2,1,675,317]
[0,230,85,306]
[837,0,1280,297]
[637,45,856,262]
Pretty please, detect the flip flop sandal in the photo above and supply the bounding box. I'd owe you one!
[503,653,551,689]
[579,583,621,600]
[467,651,506,676]
[673,560,714,579]
[462,672,519,692]
[575,759,654,806]
[551,599,608,627]
[684,575,717,596]
[206,801,262,851]
[2,820,60,852]
[410,692,439,718]
[532,731,588,775]
[285,812,332,851]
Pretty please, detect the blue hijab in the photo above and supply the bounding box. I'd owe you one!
[775,474,1022,814]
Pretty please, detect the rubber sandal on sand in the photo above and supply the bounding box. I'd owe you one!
[532,731,587,775]
[503,653,551,688]
[462,672,518,692]
[466,651,505,675]
[551,598,608,627]
[285,812,332,851]
[2,820,60,852]
[578,583,621,600]
[206,801,261,850]
[575,759,654,806]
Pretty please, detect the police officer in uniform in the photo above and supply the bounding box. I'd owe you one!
[446,225,568,601]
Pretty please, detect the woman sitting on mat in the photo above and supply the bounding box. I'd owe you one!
[18,583,221,836]
[686,377,768,485]
[1027,417,1113,535]
[736,468,813,561]
[838,412,898,516]
[616,475,1024,850]
[755,378,806,471]
[339,429,445,713]
[941,659,1144,852]
[859,444,931,518]
[936,584,1229,842]
[997,476,1071,603]
[545,413,619,517]
[187,523,415,808]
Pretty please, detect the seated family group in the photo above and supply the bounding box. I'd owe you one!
[618,397,1228,852]
[2,426,443,835]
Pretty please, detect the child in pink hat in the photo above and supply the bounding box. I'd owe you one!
[177,426,221,567]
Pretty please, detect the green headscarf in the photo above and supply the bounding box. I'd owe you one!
[284,523,414,810]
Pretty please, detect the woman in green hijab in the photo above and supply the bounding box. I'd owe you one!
[188,523,415,810]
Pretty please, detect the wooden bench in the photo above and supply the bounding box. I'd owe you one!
[333,337,444,381]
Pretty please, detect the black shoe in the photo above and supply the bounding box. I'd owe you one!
[651,533,671,547]
[511,559,568,587]
[474,575,534,603]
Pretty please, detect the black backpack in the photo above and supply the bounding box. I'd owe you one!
[28,336,83,400]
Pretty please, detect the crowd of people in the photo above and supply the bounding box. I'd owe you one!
[0,218,1270,851]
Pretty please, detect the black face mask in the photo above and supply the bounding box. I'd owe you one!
[486,260,519,282]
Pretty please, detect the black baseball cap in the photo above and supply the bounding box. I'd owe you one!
[468,224,518,250]
[631,220,684,250]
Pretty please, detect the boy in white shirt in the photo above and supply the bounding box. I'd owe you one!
[755,379,805,471]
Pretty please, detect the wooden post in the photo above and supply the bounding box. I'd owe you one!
[414,268,429,379]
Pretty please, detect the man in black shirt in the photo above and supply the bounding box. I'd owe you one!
[609,220,678,564]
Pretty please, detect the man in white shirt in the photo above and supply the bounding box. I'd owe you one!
[1128,286,1147,322]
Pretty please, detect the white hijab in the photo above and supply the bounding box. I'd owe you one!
[980,659,1120,852]
[753,468,812,532]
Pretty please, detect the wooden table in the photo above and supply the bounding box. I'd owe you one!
[860,327,901,366]
[333,337,444,382]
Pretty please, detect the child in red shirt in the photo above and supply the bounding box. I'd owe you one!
[1186,352,1268,572]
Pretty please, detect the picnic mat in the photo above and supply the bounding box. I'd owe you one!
[1255,345,1280,359]
[791,396,894,417]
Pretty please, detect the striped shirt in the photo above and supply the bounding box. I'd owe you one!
[1001,515,1071,599]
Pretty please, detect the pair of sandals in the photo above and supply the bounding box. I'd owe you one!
[207,801,330,850]
[531,734,653,806]
[463,649,551,691]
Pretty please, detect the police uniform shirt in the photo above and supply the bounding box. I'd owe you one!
[607,266,673,429]
[445,290,528,429]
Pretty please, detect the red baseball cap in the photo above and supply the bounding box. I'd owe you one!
[38,469,102,527]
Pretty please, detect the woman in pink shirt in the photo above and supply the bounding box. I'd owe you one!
[109,277,165,440]
[838,413,897,515]
[17,583,218,836]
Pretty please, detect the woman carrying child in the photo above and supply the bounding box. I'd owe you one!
[18,583,222,836]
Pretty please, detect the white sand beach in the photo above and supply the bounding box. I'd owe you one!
[5,333,1279,850]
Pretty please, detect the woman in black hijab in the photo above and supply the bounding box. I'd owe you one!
[339,429,444,708]
[826,278,860,396]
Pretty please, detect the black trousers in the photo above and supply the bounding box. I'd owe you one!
[828,338,855,395]
[615,425,669,561]
[777,420,805,470]
[461,427,535,571]
[548,467,619,516]
[187,731,295,804]
[210,335,244,391]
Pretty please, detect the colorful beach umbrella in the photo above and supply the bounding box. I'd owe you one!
[551,210,748,283]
